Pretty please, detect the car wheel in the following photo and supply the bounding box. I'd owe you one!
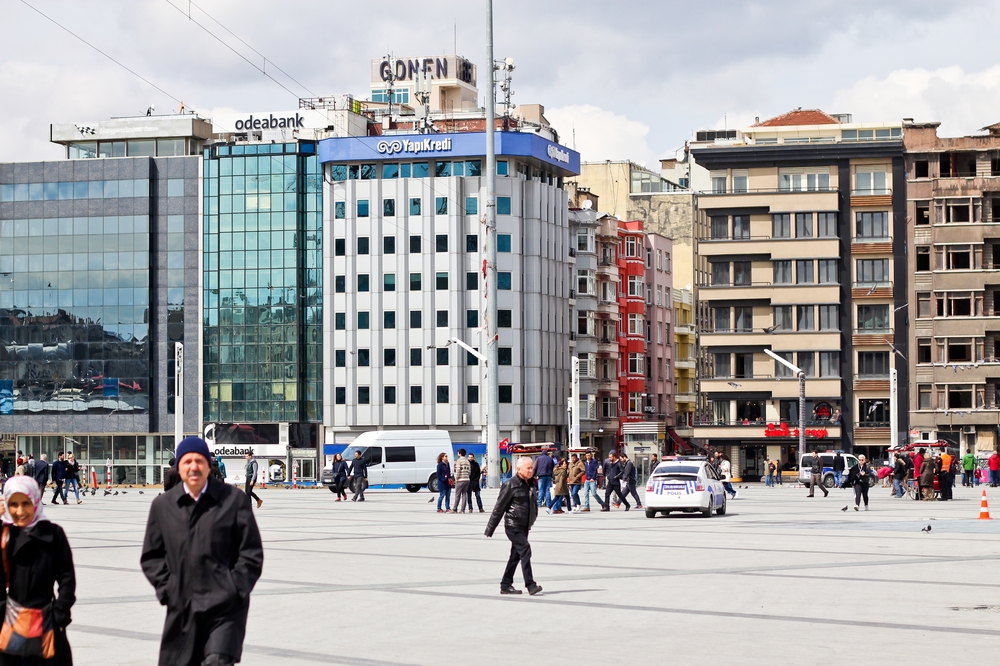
[716,495,727,515]
[428,476,439,493]
[405,484,421,493]
[702,497,713,517]
[823,474,836,489]
[645,508,656,518]
[328,486,337,493]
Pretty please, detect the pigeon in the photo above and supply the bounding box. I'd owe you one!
[139,491,144,495]
[113,491,119,496]
[922,525,932,533]
[841,506,849,512]
[103,490,111,496]
[121,491,127,494]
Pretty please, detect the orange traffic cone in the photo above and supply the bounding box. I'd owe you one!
[978,489,992,520]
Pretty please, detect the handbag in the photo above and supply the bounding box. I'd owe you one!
[0,526,56,659]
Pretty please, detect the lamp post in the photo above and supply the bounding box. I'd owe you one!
[765,350,806,458]
[484,0,500,489]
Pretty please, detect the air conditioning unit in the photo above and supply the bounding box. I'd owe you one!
[963,426,976,434]
[644,406,655,413]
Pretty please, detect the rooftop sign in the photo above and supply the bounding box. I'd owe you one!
[370,55,476,87]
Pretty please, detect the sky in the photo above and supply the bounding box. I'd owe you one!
[4,0,1000,167]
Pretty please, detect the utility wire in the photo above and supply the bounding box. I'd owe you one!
[163,0,303,101]
[19,0,186,108]
[183,0,317,97]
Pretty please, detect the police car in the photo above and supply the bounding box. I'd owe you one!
[643,456,728,518]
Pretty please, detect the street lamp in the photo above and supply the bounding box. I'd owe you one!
[765,349,806,458]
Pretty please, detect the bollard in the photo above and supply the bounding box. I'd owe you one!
[106,466,111,491]
[91,468,98,490]
[292,462,298,489]
[260,467,266,490]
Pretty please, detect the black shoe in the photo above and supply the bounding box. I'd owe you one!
[600,507,610,512]
[527,583,543,596]
[500,586,522,595]
[351,497,358,502]
[624,504,630,511]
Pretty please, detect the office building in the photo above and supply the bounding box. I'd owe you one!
[673,288,696,439]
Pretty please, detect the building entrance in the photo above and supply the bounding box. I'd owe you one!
[743,445,767,481]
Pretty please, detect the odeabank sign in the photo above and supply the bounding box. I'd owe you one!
[234,113,306,131]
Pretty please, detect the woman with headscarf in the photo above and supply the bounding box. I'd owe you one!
[0,476,76,664]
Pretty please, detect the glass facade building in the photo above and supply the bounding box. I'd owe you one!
[202,141,322,435]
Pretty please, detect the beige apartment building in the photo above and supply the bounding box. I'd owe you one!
[691,109,907,479]
[904,121,1000,454]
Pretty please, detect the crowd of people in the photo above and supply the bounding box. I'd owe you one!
[890,448,959,501]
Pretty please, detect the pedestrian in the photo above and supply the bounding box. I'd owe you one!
[602,451,630,511]
[32,453,50,496]
[892,454,907,498]
[533,448,555,508]
[962,448,976,487]
[0,475,77,664]
[484,457,542,596]
[807,451,829,498]
[847,454,871,511]
[649,454,659,473]
[905,452,916,491]
[62,453,82,505]
[939,449,954,501]
[331,453,349,501]
[989,450,1000,487]
[920,453,937,501]
[453,448,471,514]
[243,453,263,509]
[764,455,773,487]
[50,451,68,506]
[141,436,263,666]
[620,453,643,509]
[581,451,606,512]
[718,455,738,499]
[209,454,223,482]
[774,459,783,485]
[163,457,181,491]
[217,457,227,482]
[832,451,845,489]
[548,458,571,514]
[435,453,452,513]
[467,454,485,513]
[568,454,584,510]
[914,449,925,497]
[349,450,367,502]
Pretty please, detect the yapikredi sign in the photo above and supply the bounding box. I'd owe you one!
[318,132,580,175]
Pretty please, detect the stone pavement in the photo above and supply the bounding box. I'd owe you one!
[51,482,1000,665]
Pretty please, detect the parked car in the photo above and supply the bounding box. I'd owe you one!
[643,456,727,518]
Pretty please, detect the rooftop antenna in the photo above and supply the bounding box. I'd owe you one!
[454,20,457,53]
[497,57,514,130]
[414,64,432,133]
[382,52,395,121]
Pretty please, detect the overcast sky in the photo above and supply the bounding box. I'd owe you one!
[4,0,1000,166]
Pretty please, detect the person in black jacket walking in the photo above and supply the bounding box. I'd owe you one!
[331,454,349,501]
[485,457,542,596]
[620,453,642,509]
[466,454,485,513]
[50,452,68,506]
[32,454,50,496]
[602,452,629,511]
[349,450,367,502]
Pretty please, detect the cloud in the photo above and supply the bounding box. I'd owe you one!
[545,105,655,166]
[832,65,1000,135]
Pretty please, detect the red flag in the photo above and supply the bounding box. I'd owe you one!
[499,437,509,451]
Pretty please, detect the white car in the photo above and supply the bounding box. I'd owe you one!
[643,457,728,518]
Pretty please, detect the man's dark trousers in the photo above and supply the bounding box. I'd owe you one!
[501,527,535,588]
[605,480,628,508]
[245,480,261,503]
[51,478,64,504]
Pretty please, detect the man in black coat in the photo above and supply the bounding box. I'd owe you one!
[349,450,367,502]
[32,453,50,495]
[485,457,541,596]
[467,453,485,513]
[50,451,68,505]
[602,451,629,511]
[141,437,263,666]
[620,453,642,509]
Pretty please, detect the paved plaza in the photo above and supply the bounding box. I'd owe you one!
[54,482,1000,665]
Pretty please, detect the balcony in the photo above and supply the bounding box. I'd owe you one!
[675,392,696,404]
[675,323,695,336]
[701,376,842,397]
[854,422,890,440]
[569,248,577,257]
[851,281,893,299]
[675,358,696,370]
[596,300,618,316]
[693,420,842,441]
[850,189,892,208]
[698,235,841,260]
[698,188,840,213]
[853,375,890,391]
[851,236,892,254]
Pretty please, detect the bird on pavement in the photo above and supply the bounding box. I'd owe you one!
[841,506,848,512]
[139,491,144,494]
[922,525,932,533]
[113,491,118,496]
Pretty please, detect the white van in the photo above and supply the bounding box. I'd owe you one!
[321,430,453,493]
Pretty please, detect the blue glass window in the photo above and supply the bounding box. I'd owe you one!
[498,272,512,290]
[435,197,448,215]
[335,202,345,219]
[497,197,512,215]
[497,161,508,176]
[413,162,429,178]
[497,234,511,252]
[465,197,478,215]
[409,198,421,215]
[358,200,369,217]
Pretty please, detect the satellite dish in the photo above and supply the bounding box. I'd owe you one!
[582,200,593,210]
[504,57,514,67]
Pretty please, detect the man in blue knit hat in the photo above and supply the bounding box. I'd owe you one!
[141,437,263,666]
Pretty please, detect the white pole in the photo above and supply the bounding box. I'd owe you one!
[174,342,184,445]
[485,0,500,489]
[890,367,898,450]
[571,356,580,448]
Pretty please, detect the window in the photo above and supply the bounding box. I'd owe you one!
[819,305,838,331]
[859,399,888,424]
[499,385,513,403]
[773,352,794,378]
[917,292,931,318]
[410,348,422,366]
[357,200,369,217]
[497,197,511,215]
[732,170,748,193]
[778,168,830,192]
[436,386,450,404]
[383,199,396,216]
[467,349,479,365]
[467,235,478,252]
[918,384,932,409]
[578,269,596,295]
[578,228,595,252]
[467,386,479,403]
[384,311,396,328]
[384,236,396,254]
[946,244,974,270]
[466,272,478,290]
[817,212,837,237]
[358,312,370,329]
[410,386,423,404]
[384,349,396,366]
[409,235,421,253]
[431,310,447,327]
[917,338,932,364]
[335,387,346,405]
[949,385,973,409]
[734,306,753,332]
[625,236,640,257]
[357,274,369,292]
[499,348,513,365]
[916,246,930,271]
[774,305,793,331]
[498,272,512,290]
[382,163,399,179]
[714,307,730,332]
[735,353,753,379]
[383,274,395,291]
[410,273,422,290]
[413,162,429,178]
[948,338,972,362]
[915,201,930,226]
[819,351,840,377]
[436,234,448,252]
[710,170,727,194]
[858,351,890,377]
[797,305,814,331]
[855,211,888,239]
[773,260,792,284]
[713,353,731,378]
[436,349,449,365]
[498,310,512,327]
[335,202,345,219]
[711,216,729,240]
[627,275,644,297]
[467,310,479,328]
[384,386,397,404]
[857,304,889,331]
[334,275,345,293]
[733,215,750,240]
[713,399,731,424]
[797,352,815,377]
[856,258,889,285]
[410,198,421,215]
[795,213,813,238]
[734,261,752,285]
[435,161,451,177]
[357,349,370,367]
[855,168,888,195]
[772,213,790,238]
[410,310,422,328]
[335,313,346,330]
[335,350,346,367]
[465,196,478,215]
[818,259,838,284]
[497,234,512,252]
[628,313,644,334]
[334,238,345,256]
[628,393,643,413]
[711,262,731,286]
[436,272,448,290]
[628,353,645,375]
[796,260,814,284]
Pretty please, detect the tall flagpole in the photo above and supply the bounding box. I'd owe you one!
[485,0,500,488]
